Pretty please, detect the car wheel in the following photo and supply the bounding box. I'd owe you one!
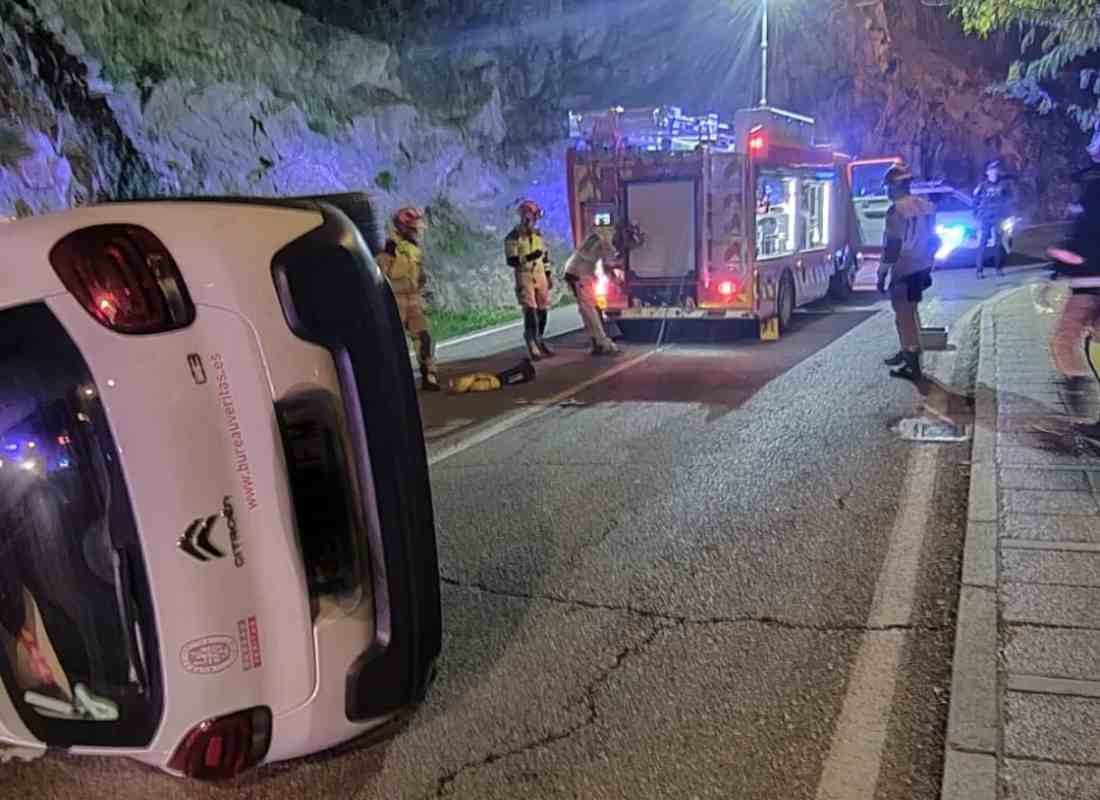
[828,254,855,301]
[777,272,795,332]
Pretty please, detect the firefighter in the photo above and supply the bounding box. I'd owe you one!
[878,163,937,382]
[563,219,647,355]
[973,159,1015,278]
[505,200,554,360]
[564,222,620,355]
[1048,128,1100,410]
[377,206,440,391]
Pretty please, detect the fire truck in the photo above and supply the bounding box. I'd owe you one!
[565,105,863,340]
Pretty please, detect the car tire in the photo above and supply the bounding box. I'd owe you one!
[777,271,795,332]
[828,253,855,301]
[294,192,384,256]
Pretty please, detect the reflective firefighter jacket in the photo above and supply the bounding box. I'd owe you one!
[564,230,617,280]
[377,235,422,294]
[505,226,550,274]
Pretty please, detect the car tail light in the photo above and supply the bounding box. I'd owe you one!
[49,224,195,334]
[168,707,272,781]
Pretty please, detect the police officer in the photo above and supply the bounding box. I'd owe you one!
[1048,128,1100,410]
[377,207,440,391]
[973,159,1015,278]
[879,164,937,382]
[505,200,554,360]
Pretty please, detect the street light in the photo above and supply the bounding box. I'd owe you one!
[760,0,768,107]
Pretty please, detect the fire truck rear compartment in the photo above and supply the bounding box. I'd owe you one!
[625,180,698,284]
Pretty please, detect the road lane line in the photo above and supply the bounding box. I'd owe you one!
[428,347,662,466]
[796,305,883,315]
[815,443,939,800]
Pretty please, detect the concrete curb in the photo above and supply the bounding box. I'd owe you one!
[941,299,1002,800]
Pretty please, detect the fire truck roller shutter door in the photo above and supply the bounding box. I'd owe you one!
[626,181,697,280]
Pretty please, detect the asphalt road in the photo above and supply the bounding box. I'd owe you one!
[0,262,1052,799]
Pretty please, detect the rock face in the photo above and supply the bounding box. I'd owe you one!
[774,0,1079,220]
[0,0,1082,309]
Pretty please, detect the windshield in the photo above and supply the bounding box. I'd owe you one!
[850,161,895,198]
[0,303,161,747]
[846,162,896,247]
[852,195,891,247]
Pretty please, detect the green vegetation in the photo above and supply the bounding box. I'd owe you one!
[954,0,1100,129]
[426,307,521,341]
[374,170,396,191]
[426,294,575,342]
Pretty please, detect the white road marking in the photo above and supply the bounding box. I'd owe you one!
[796,305,883,316]
[428,348,661,466]
[815,443,939,800]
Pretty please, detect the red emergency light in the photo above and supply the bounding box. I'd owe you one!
[718,280,736,297]
[748,128,767,157]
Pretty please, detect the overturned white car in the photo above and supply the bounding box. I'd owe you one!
[0,195,441,779]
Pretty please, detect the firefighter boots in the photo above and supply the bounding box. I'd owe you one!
[884,351,905,367]
[536,309,555,358]
[591,338,620,356]
[523,309,542,361]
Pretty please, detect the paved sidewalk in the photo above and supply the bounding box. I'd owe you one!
[944,286,1100,800]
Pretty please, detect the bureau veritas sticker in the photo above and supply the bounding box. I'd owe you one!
[237,615,264,671]
[180,635,237,675]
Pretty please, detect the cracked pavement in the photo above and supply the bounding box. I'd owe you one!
[0,268,1044,799]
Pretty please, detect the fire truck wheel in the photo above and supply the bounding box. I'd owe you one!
[777,272,795,332]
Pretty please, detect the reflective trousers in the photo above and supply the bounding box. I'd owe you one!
[514,266,551,310]
[567,275,613,349]
[395,292,435,375]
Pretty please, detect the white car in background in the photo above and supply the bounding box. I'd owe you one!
[852,180,1019,288]
[913,182,1019,268]
[0,194,441,779]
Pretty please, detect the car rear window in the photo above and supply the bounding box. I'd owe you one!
[0,303,161,747]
